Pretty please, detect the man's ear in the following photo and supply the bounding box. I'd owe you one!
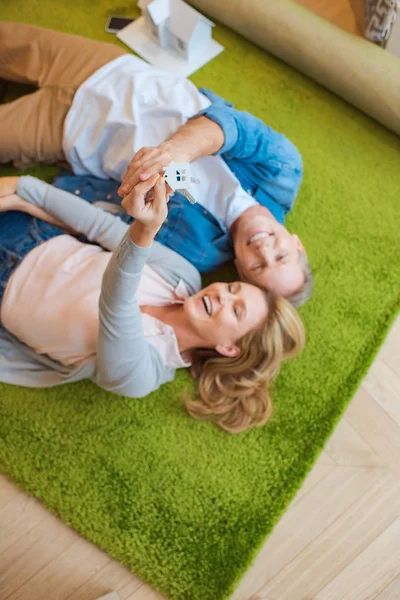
[293,234,306,253]
[215,344,241,358]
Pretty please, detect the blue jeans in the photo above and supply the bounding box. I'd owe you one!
[0,211,65,312]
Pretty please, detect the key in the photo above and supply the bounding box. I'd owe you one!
[162,162,200,204]
[175,177,199,204]
[176,188,196,204]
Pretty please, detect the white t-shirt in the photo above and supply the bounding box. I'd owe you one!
[64,54,211,181]
[64,55,257,229]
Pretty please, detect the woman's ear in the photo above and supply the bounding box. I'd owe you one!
[215,344,241,358]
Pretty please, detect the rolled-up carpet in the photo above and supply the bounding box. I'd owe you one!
[189,0,400,136]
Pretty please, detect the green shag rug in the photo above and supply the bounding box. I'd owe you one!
[1,2,400,599]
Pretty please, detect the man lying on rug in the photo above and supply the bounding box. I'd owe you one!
[0,175,304,433]
[0,22,313,307]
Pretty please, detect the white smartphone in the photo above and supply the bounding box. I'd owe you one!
[105,16,135,33]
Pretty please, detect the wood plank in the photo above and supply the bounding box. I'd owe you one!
[0,492,47,555]
[335,4,362,35]
[64,560,142,600]
[315,449,336,466]
[231,466,380,600]
[345,387,400,480]
[290,462,334,507]
[348,0,365,31]
[315,518,400,599]
[8,537,111,600]
[0,475,21,510]
[324,418,382,467]
[254,471,400,600]
[0,480,144,600]
[118,580,146,600]
[363,358,400,426]
[127,583,165,600]
[295,0,363,34]
[0,513,77,600]
[374,575,400,600]
[376,316,400,378]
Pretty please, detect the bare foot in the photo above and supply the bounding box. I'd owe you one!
[0,177,20,198]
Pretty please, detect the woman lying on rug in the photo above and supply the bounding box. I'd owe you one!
[0,175,305,433]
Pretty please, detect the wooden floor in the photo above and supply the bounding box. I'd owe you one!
[2,2,399,600]
[296,0,364,36]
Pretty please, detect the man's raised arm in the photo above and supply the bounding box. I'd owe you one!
[118,88,287,198]
[118,115,224,197]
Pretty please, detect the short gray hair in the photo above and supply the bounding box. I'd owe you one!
[286,251,314,308]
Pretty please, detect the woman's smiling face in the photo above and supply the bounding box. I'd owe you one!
[184,281,269,356]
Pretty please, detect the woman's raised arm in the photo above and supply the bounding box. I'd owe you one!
[95,176,176,398]
[16,176,130,251]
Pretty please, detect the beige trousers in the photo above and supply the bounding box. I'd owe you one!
[0,22,127,168]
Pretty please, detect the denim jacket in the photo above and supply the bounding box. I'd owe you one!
[54,89,303,273]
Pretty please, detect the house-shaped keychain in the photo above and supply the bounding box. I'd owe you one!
[162,162,199,204]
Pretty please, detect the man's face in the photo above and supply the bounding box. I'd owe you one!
[232,206,305,297]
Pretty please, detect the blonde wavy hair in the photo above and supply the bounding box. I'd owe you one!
[185,293,305,434]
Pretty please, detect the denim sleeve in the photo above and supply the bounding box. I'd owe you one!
[196,88,299,165]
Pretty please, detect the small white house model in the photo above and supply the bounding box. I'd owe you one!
[138,0,215,62]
